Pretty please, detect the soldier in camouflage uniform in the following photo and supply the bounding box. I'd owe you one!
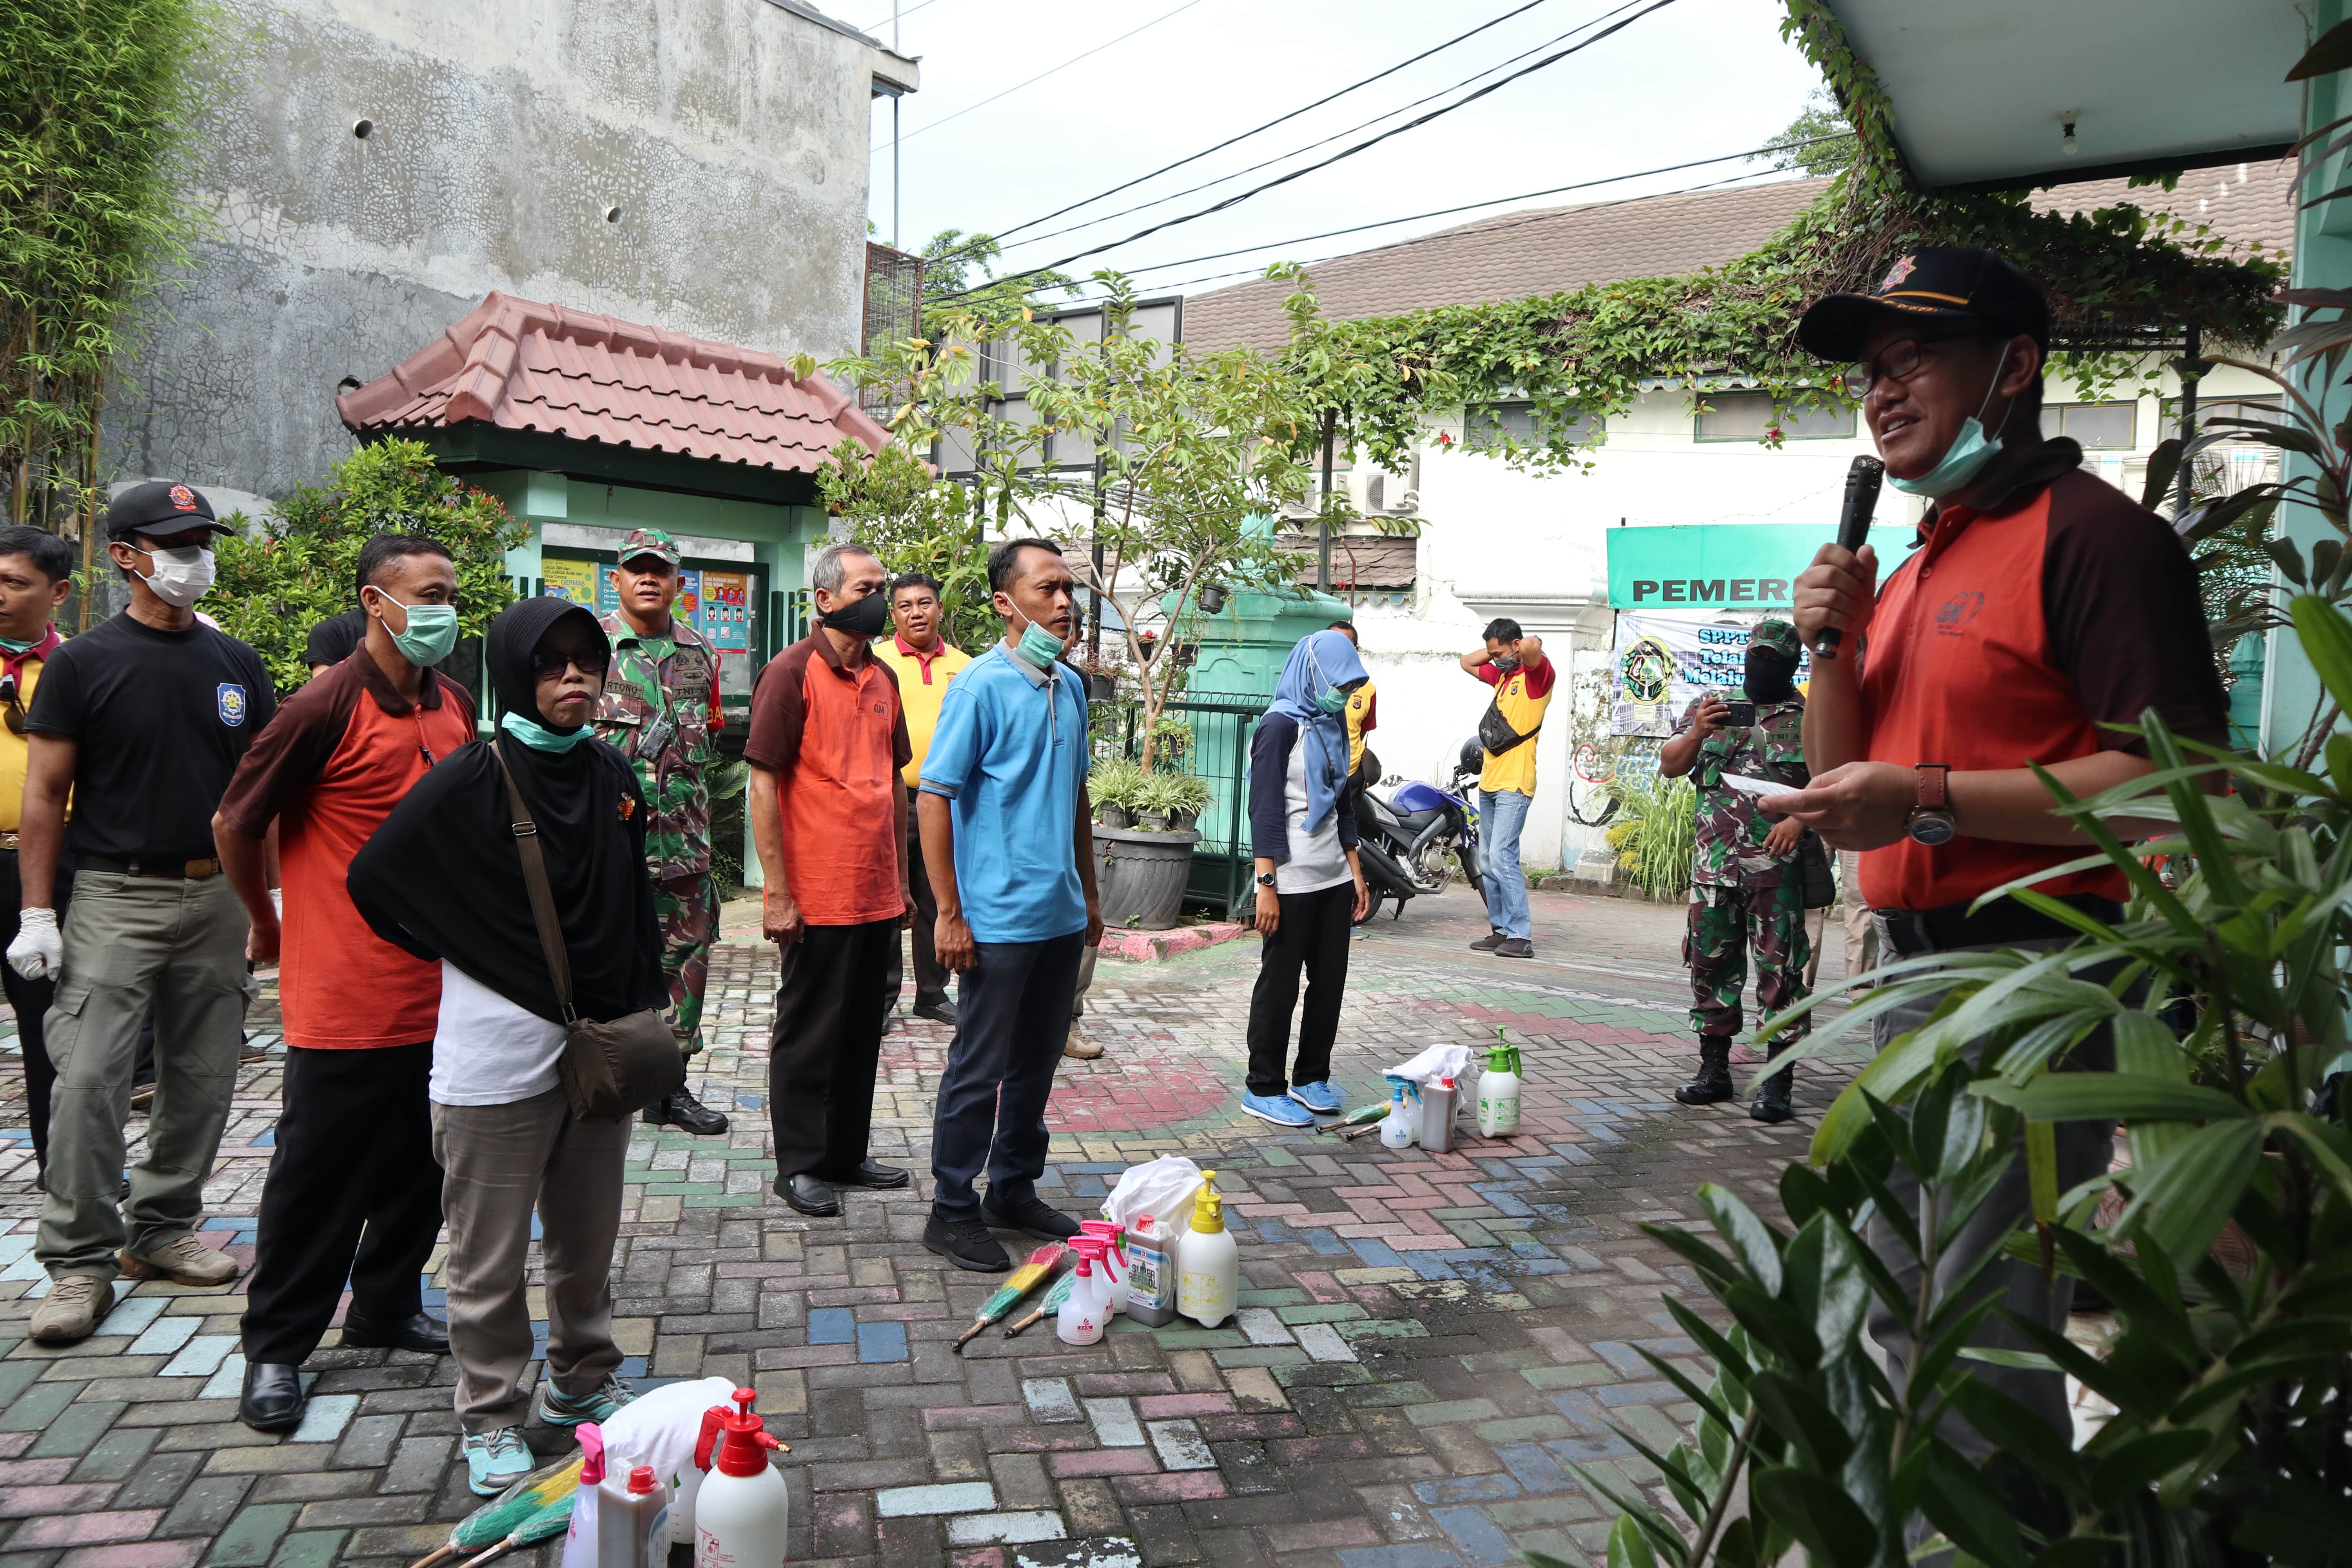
[1659,619,1811,1123]
[593,527,731,1136]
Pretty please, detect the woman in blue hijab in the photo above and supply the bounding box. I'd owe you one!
[1240,628,1371,1127]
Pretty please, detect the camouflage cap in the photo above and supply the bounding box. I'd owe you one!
[619,526,680,568]
[1749,619,1800,658]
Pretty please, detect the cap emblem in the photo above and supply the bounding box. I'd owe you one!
[1877,255,1918,294]
[168,484,198,512]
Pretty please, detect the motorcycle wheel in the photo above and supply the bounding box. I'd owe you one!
[1354,889,1385,926]
[1458,843,1482,890]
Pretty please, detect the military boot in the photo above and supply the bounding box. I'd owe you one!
[1748,1064,1795,1123]
[1674,1038,1735,1105]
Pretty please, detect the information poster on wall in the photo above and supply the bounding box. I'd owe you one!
[1611,610,1811,737]
[541,555,599,609]
[693,571,753,653]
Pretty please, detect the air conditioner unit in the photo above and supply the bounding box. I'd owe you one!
[1280,498,1318,520]
[1389,487,1420,515]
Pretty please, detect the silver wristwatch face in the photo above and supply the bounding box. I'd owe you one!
[1906,809,1957,846]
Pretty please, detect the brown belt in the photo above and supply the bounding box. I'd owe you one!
[0,832,15,851]
[78,854,221,880]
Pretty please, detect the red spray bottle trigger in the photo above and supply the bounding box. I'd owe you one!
[699,1387,781,1478]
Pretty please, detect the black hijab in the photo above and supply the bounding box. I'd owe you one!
[348,598,665,1025]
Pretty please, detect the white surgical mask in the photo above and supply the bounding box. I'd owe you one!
[136,545,216,609]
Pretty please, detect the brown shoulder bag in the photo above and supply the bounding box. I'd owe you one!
[493,739,684,1122]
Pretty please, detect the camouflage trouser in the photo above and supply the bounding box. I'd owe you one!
[656,872,719,1058]
[1684,880,1811,1047]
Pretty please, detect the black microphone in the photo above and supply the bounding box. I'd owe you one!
[1812,455,1883,660]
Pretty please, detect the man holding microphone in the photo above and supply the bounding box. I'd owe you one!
[1768,248,2227,1477]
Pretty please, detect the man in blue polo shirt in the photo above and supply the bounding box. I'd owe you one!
[916,537,1103,1272]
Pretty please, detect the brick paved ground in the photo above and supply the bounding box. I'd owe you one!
[0,886,1860,1568]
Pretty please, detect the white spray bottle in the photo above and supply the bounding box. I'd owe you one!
[1477,1035,1523,1138]
[693,1389,787,1568]
[1079,1219,1129,1315]
[1177,1171,1238,1329]
[1379,1074,1416,1149]
[1058,1240,1108,1345]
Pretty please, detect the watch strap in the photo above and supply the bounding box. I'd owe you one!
[1916,764,1951,812]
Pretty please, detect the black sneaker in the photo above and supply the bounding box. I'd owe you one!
[924,1214,1011,1272]
[644,1088,729,1136]
[1494,938,1534,959]
[980,1193,1082,1241]
[1468,931,1506,952]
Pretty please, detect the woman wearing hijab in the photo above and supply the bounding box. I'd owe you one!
[348,598,664,1497]
[1240,629,1372,1128]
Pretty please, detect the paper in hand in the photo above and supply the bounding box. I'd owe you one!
[1722,773,1798,798]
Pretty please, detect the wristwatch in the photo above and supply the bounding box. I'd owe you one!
[1906,764,1956,846]
[1256,871,1277,888]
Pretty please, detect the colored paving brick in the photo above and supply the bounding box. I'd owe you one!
[0,886,1858,1566]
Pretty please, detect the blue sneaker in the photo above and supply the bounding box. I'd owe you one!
[534,1372,635,1428]
[1287,1080,1344,1115]
[462,1427,534,1495]
[1241,1092,1314,1128]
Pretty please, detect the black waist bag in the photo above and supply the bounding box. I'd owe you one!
[1477,689,1540,757]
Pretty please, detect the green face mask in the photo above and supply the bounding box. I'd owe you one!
[1314,686,1349,716]
[500,709,588,753]
[374,592,461,666]
[1013,620,1066,670]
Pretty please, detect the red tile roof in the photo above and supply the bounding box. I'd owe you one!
[337,290,893,473]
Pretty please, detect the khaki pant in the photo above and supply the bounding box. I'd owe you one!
[1840,850,1879,984]
[38,872,248,1279]
[431,1087,628,1432]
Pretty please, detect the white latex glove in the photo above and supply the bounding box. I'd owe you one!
[9,907,60,981]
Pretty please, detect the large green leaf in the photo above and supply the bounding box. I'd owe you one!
[1697,1184,1785,1297]
[1743,1372,1853,1473]
[2291,595,2352,719]
[1969,1075,2249,1124]
[1750,1467,1881,1568]
[2116,1118,2267,1266]
[1919,1443,2027,1568]
[2086,1430,2210,1510]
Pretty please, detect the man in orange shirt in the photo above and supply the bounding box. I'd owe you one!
[746,543,913,1218]
[216,534,477,1432]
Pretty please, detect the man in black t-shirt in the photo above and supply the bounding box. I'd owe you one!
[305,607,365,678]
[9,481,276,1345]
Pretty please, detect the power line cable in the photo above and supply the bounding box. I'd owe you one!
[976,0,1578,250]
[994,0,1647,259]
[853,0,946,35]
[884,0,1207,147]
[930,0,1681,301]
[1028,134,1851,285]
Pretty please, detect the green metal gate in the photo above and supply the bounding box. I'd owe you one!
[1118,695,1268,920]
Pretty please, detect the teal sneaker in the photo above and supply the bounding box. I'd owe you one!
[1240,1091,1314,1128]
[535,1372,635,1428]
[462,1427,534,1495]
[1287,1080,1345,1115]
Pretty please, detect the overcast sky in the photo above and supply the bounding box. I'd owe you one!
[833,0,1828,303]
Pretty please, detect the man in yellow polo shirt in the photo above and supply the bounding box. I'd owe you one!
[1461,618,1553,958]
[0,528,74,1184]
[1329,621,1377,781]
[875,573,970,1025]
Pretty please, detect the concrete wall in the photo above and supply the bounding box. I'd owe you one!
[108,0,894,503]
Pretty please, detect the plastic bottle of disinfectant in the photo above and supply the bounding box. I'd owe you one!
[1379,1074,1416,1149]
[1477,1041,1522,1138]
[1058,1241,1108,1345]
[598,1464,670,1568]
[1177,1171,1238,1329]
[1079,1219,1129,1314]
[693,1390,787,1568]
[1124,1212,1180,1327]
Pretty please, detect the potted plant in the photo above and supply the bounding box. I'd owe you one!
[1155,770,1213,833]
[1088,757,1143,830]
[1094,767,1212,930]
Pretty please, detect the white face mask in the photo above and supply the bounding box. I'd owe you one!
[135,544,216,609]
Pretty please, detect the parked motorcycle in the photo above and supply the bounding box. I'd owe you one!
[1351,743,1485,925]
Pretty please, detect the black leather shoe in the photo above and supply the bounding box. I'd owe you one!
[911,996,958,1025]
[341,1311,450,1354]
[980,1193,1081,1240]
[644,1088,730,1136]
[822,1160,910,1189]
[778,1174,840,1216]
[924,1214,1010,1272]
[239,1361,306,1433]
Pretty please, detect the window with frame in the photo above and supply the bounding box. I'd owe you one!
[1693,391,1854,442]
[1462,401,1596,452]
[2039,401,2137,450]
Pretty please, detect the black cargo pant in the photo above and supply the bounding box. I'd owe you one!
[769,918,898,1181]
[1245,881,1353,1097]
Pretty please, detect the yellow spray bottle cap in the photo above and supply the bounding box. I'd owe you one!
[1190,1170,1225,1233]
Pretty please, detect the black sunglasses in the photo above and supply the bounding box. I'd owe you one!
[531,645,610,679]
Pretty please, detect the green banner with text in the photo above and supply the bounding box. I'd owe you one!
[1605,524,1834,610]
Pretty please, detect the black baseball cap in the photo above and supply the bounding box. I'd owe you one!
[1797,246,2051,362]
[103,480,233,541]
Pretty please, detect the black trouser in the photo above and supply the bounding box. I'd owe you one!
[240,1042,442,1365]
[929,931,1084,1222]
[769,918,898,1181]
[1245,881,1353,1096]
[0,850,69,1169]
[882,786,949,1011]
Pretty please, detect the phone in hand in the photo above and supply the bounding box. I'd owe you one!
[1719,700,1755,728]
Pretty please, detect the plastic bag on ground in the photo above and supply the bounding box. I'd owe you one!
[598,1374,738,1546]
[1385,1042,1469,1087]
[1102,1155,1204,1235]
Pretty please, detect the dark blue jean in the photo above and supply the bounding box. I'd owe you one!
[928,931,1085,1222]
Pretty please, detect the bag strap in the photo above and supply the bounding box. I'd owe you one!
[491,735,577,1025]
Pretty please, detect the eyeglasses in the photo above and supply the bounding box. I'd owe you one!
[532,646,610,680]
[1843,330,1981,399]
